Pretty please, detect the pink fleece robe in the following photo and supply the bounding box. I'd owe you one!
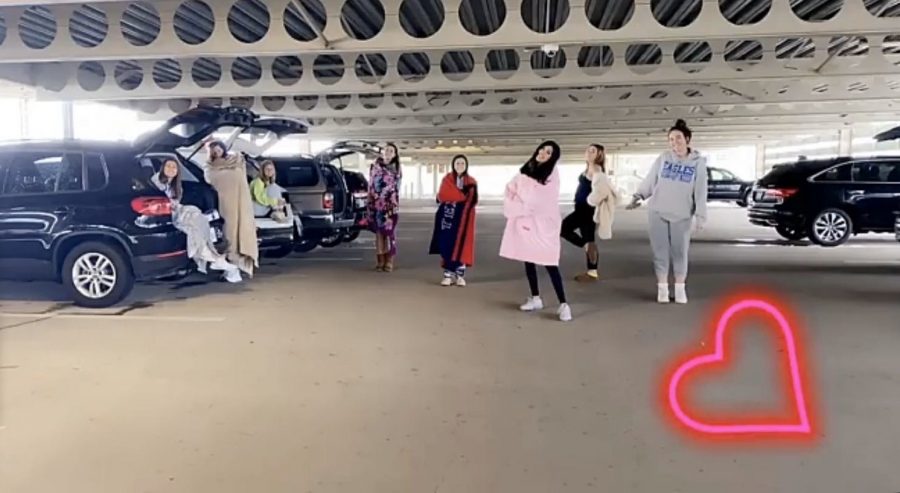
[499,168,562,266]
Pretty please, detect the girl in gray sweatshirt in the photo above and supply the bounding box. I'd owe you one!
[627,119,708,304]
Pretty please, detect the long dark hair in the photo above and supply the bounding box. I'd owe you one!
[207,139,228,159]
[451,154,469,176]
[157,160,183,201]
[589,143,606,173]
[380,142,401,178]
[520,140,561,185]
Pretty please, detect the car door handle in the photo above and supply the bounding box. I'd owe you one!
[847,190,865,196]
[54,207,71,215]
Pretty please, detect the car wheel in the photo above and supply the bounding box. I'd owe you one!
[342,229,361,243]
[62,241,134,308]
[737,189,752,208]
[808,208,853,247]
[264,243,294,259]
[775,225,806,241]
[318,231,344,248]
[293,237,319,253]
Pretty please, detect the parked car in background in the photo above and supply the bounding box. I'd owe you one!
[0,106,245,307]
[707,166,755,207]
[749,156,900,246]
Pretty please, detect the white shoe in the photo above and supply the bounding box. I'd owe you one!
[441,276,453,287]
[210,258,232,272]
[558,303,572,322]
[224,268,243,284]
[520,296,544,312]
[455,277,467,287]
[657,283,670,304]
[674,283,688,304]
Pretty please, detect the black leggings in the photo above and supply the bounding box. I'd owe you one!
[561,205,598,270]
[525,262,567,303]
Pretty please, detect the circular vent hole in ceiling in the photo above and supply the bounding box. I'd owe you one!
[174,0,215,45]
[577,45,613,75]
[586,0,633,30]
[198,97,224,107]
[230,96,255,109]
[115,60,144,90]
[341,0,385,41]
[724,39,763,70]
[294,95,318,110]
[865,0,900,17]
[262,96,286,111]
[77,61,106,91]
[360,93,384,109]
[284,0,326,42]
[400,0,445,38]
[168,98,192,113]
[122,2,160,47]
[192,57,222,88]
[486,49,520,80]
[153,59,182,89]
[531,50,567,78]
[355,54,387,84]
[20,6,57,49]
[399,52,431,83]
[459,0,506,36]
[327,94,352,110]
[70,4,108,48]
[393,93,419,109]
[675,41,712,73]
[228,0,269,44]
[522,0,570,34]
[0,13,7,46]
[625,44,662,74]
[652,0,701,27]
[231,56,262,87]
[776,37,816,59]
[719,0,771,25]
[460,90,487,106]
[441,51,475,81]
[426,91,452,107]
[828,36,868,57]
[791,0,843,22]
[272,55,302,86]
[314,54,345,85]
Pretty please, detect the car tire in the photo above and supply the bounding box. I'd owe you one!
[737,189,751,208]
[62,241,134,308]
[342,229,361,243]
[318,231,344,248]
[808,208,853,247]
[775,225,806,241]
[293,237,319,253]
[264,243,294,259]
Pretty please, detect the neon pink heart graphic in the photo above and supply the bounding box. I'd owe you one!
[667,299,812,435]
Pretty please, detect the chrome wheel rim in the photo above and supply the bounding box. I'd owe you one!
[814,212,848,244]
[72,253,117,299]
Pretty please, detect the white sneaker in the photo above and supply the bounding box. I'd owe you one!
[558,303,572,322]
[441,276,453,287]
[657,283,670,304]
[520,296,544,312]
[455,277,467,287]
[210,258,232,272]
[224,268,243,284]
[674,283,688,304]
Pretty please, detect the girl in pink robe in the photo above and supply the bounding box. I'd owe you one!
[500,141,571,322]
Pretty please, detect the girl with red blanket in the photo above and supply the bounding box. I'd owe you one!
[429,155,478,286]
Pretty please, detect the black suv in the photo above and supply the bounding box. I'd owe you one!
[749,157,900,246]
[707,166,754,207]
[0,107,252,307]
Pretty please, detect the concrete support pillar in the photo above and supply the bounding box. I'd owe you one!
[62,101,75,139]
[416,163,423,200]
[298,138,312,154]
[432,163,439,196]
[18,98,28,139]
[839,128,853,156]
[755,143,766,179]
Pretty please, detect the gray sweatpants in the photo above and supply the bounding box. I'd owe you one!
[648,211,692,281]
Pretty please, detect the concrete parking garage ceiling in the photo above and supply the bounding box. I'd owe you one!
[0,0,898,153]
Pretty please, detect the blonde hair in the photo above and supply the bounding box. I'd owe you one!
[259,160,277,185]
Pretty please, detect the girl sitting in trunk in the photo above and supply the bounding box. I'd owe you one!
[250,160,290,223]
[152,159,242,283]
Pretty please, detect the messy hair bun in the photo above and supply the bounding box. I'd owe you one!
[669,119,692,141]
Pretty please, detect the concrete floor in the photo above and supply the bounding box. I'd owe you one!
[2,204,900,492]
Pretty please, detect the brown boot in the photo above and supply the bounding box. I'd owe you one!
[375,254,385,271]
[383,255,394,273]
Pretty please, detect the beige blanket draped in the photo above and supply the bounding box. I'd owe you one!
[206,154,259,276]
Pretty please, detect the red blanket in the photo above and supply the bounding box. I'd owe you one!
[429,173,478,266]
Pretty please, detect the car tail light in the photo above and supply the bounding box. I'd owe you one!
[322,192,334,210]
[131,197,172,216]
[766,188,799,201]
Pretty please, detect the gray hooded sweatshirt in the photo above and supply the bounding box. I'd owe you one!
[635,150,708,223]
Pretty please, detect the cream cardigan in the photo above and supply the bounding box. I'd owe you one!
[586,171,617,240]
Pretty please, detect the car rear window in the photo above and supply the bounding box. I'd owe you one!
[274,160,320,187]
[344,172,367,192]
[759,161,838,187]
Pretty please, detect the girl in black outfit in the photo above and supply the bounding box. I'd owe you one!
[561,144,605,282]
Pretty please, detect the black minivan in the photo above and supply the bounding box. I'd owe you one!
[749,157,900,246]
[0,107,253,307]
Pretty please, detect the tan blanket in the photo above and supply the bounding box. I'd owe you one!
[207,154,259,276]
[587,171,618,241]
